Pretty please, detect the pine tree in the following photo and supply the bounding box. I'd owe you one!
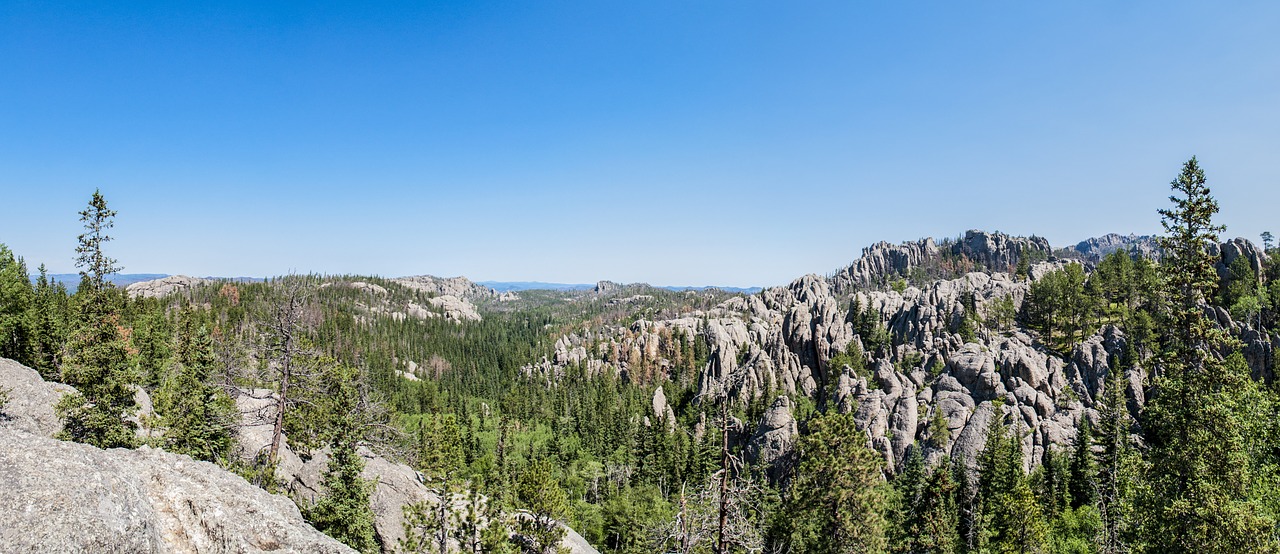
[516,459,569,554]
[154,308,236,462]
[1140,157,1276,552]
[891,445,928,553]
[916,461,960,554]
[976,405,1047,552]
[1096,363,1138,554]
[0,243,35,366]
[787,411,888,554]
[30,264,70,379]
[55,190,138,449]
[306,363,379,553]
[1067,417,1098,510]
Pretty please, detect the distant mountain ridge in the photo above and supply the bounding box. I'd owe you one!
[32,274,264,293]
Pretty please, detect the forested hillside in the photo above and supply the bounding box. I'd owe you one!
[3,158,1280,553]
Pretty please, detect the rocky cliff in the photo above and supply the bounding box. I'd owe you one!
[830,230,1051,292]
[525,231,1278,476]
[1071,233,1161,262]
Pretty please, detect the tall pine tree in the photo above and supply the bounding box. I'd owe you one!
[1140,157,1276,552]
[55,190,138,449]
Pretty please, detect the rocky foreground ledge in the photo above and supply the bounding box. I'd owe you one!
[0,426,354,553]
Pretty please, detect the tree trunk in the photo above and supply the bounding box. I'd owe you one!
[718,398,728,554]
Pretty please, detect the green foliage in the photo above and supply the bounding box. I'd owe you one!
[413,412,465,479]
[56,191,138,449]
[0,384,11,416]
[1048,505,1102,554]
[153,308,236,462]
[1068,418,1098,510]
[1096,363,1140,553]
[602,484,670,554]
[987,294,1018,332]
[29,264,71,378]
[400,497,450,554]
[1140,157,1278,552]
[891,278,908,294]
[517,460,570,554]
[786,411,888,554]
[305,363,379,554]
[977,406,1048,552]
[1022,263,1092,351]
[0,243,35,366]
[927,406,951,449]
[131,309,172,388]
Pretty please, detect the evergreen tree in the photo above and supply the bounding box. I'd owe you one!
[305,363,379,553]
[1096,364,1138,554]
[55,190,138,449]
[154,308,237,462]
[516,459,570,554]
[916,461,960,554]
[132,309,172,388]
[1037,447,1070,520]
[1140,157,1276,552]
[0,243,35,366]
[891,445,928,553]
[976,405,1048,552]
[29,264,70,378]
[1067,417,1098,510]
[787,411,888,554]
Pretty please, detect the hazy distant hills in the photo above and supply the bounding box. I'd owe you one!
[476,281,596,292]
[30,274,762,295]
[35,274,265,293]
[478,281,764,294]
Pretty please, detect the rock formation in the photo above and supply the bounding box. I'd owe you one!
[1071,233,1161,262]
[393,275,509,300]
[831,230,1051,292]
[522,231,1277,476]
[0,359,354,553]
[745,396,798,481]
[0,427,355,553]
[125,275,211,299]
[0,357,75,436]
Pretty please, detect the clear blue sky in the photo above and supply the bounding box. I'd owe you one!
[2,2,1278,287]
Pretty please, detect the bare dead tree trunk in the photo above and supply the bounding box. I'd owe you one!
[679,482,690,554]
[267,284,302,469]
[718,396,729,554]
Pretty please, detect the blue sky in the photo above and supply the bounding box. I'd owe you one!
[2,2,1278,287]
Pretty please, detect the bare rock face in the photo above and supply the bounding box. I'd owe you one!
[0,427,354,553]
[1072,233,1162,262]
[393,275,501,300]
[125,275,211,299]
[956,230,1051,273]
[831,230,1051,291]
[426,294,482,322]
[1214,237,1269,281]
[0,357,74,436]
[745,396,799,482]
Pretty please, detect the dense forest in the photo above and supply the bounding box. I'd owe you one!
[3,157,1280,553]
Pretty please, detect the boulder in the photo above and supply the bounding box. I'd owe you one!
[0,357,74,437]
